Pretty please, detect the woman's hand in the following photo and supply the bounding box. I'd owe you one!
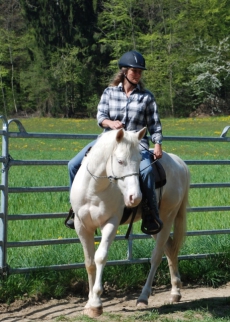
[102,119,124,130]
[154,144,163,159]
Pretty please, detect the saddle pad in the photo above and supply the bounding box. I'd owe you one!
[152,160,166,189]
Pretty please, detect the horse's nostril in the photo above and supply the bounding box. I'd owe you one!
[128,194,142,206]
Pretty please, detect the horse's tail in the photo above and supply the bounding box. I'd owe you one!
[171,164,190,255]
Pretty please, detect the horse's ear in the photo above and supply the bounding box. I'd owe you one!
[116,128,125,142]
[138,127,147,140]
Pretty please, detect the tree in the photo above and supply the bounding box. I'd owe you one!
[19,0,103,116]
[20,0,97,53]
[0,0,27,115]
[98,0,149,72]
[185,38,230,113]
[0,0,229,117]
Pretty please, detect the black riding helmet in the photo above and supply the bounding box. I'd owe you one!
[118,50,147,70]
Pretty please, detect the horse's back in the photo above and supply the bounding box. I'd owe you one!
[158,151,190,211]
[160,151,189,185]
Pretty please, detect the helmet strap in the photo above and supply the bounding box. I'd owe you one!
[124,73,137,87]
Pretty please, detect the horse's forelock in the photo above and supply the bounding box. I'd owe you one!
[115,132,140,158]
[125,131,140,149]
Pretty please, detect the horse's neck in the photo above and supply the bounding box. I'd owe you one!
[87,140,114,174]
[86,152,108,175]
[82,137,117,191]
[81,153,111,193]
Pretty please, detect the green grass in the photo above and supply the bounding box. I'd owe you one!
[1,115,230,304]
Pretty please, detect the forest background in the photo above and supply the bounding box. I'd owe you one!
[0,0,230,119]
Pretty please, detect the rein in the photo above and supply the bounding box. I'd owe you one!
[86,155,139,183]
[138,142,157,173]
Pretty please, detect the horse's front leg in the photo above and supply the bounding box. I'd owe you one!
[74,218,98,315]
[87,217,119,313]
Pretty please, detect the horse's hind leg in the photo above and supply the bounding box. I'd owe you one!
[164,214,186,302]
[164,236,182,303]
[137,235,182,307]
[136,232,167,307]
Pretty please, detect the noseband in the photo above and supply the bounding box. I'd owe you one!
[86,155,139,183]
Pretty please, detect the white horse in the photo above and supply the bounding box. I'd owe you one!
[70,127,190,318]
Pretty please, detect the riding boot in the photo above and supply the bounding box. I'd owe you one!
[65,207,75,229]
[140,186,163,235]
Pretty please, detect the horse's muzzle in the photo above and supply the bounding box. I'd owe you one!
[125,192,142,208]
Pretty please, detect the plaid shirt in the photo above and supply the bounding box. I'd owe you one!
[97,83,163,149]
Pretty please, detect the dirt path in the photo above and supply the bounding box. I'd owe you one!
[1,283,230,321]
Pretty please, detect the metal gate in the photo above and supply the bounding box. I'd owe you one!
[1,115,230,277]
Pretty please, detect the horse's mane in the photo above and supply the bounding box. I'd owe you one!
[87,130,139,163]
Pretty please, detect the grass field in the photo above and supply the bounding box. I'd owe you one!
[1,115,230,307]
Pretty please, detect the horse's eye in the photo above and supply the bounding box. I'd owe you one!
[118,160,123,165]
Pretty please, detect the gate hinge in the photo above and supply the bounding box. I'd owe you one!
[0,264,10,278]
[1,154,13,173]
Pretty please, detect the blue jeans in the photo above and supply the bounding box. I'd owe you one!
[139,150,157,209]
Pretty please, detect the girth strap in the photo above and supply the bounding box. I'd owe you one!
[125,206,138,239]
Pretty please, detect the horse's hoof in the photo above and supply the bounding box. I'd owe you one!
[83,306,103,318]
[170,294,181,303]
[136,299,148,308]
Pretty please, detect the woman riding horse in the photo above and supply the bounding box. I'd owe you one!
[66,50,163,235]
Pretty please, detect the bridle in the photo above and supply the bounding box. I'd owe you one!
[86,155,139,183]
[86,142,159,182]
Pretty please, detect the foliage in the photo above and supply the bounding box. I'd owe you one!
[185,38,230,112]
[0,1,230,117]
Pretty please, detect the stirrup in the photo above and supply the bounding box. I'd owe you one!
[65,207,75,229]
[141,216,163,235]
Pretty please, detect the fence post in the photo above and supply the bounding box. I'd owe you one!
[0,115,10,276]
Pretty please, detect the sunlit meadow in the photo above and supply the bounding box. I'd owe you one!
[1,116,230,301]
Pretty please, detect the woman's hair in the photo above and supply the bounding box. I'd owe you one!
[109,67,145,90]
